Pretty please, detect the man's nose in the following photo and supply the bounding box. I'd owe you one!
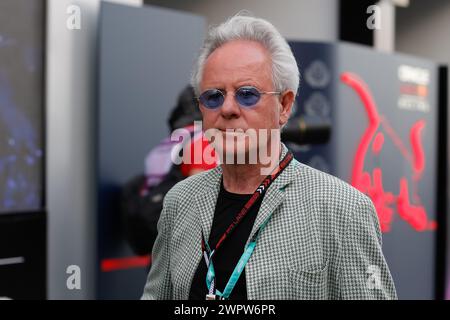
[220,92,241,119]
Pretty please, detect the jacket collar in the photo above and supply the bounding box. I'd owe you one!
[193,143,299,242]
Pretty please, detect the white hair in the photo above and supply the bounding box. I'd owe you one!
[191,13,300,97]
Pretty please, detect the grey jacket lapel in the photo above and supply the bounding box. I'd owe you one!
[247,144,298,243]
[193,166,222,241]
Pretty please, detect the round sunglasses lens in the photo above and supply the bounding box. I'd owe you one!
[199,90,224,109]
[236,87,261,107]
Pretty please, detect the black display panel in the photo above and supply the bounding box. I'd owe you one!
[0,0,45,214]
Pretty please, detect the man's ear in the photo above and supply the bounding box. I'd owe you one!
[279,90,295,127]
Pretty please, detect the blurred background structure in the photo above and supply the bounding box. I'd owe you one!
[0,0,449,300]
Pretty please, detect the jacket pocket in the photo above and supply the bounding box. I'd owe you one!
[288,261,328,300]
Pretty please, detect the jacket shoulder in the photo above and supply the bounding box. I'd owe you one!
[292,160,372,214]
[164,167,219,203]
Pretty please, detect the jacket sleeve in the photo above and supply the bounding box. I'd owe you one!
[141,189,175,300]
[338,195,398,300]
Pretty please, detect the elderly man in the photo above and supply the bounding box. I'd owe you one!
[142,14,397,300]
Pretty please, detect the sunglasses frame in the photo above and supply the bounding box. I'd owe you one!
[198,86,281,109]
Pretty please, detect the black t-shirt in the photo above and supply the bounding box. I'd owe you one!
[189,179,264,300]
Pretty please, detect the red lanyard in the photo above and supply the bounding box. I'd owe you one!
[201,151,294,256]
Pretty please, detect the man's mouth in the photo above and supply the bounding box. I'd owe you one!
[218,128,246,133]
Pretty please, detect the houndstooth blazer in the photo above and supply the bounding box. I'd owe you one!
[141,144,397,300]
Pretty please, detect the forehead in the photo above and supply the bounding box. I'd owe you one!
[201,40,272,88]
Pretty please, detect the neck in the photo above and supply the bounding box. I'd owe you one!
[221,142,282,194]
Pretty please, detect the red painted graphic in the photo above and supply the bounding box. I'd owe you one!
[340,72,436,232]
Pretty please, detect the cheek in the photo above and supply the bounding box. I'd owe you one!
[200,111,216,129]
[245,110,276,130]
[262,104,280,128]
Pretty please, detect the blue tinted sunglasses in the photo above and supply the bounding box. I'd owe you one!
[198,86,281,109]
